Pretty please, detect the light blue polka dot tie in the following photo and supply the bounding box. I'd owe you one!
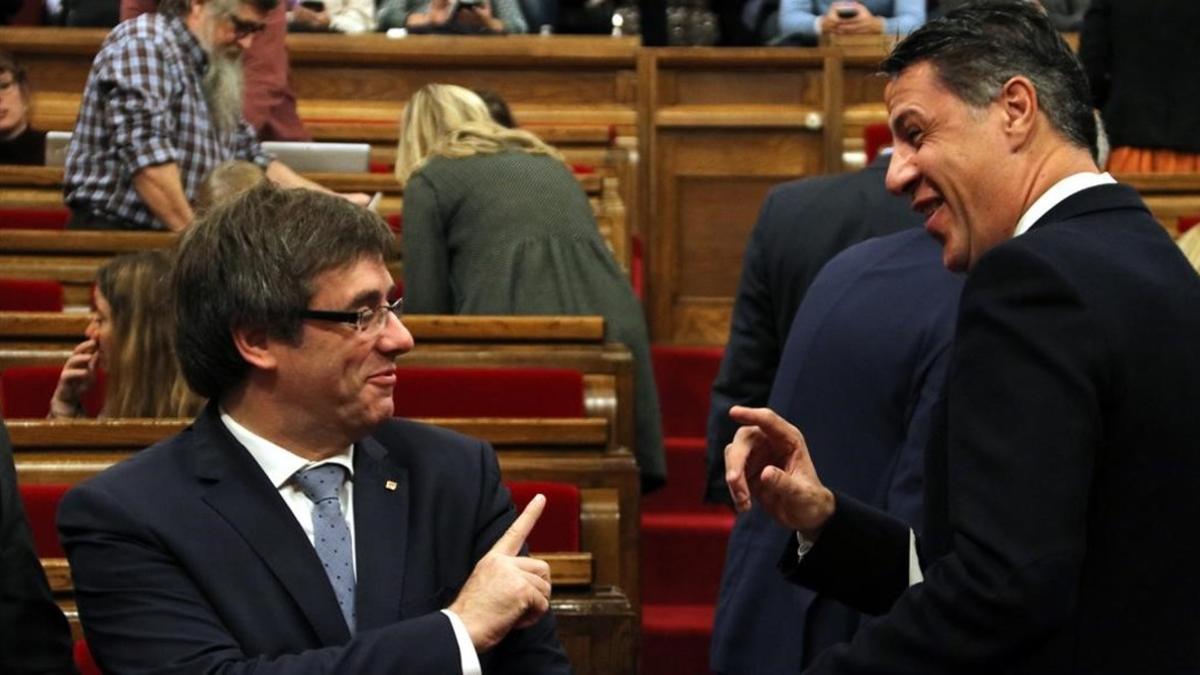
[294,464,356,634]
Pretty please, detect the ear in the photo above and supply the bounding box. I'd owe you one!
[997,75,1038,149]
[231,325,279,372]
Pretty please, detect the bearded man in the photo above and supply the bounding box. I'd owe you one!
[64,0,353,232]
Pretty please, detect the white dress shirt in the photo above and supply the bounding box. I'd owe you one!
[220,411,482,675]
[798,171,1118,587]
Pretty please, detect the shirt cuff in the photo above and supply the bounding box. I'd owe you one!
[441,608,482,675]
[907,529,923,586]
[794,530,815,562]
[813,16,824,35]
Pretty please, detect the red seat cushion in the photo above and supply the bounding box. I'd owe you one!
[0,365,105,418]
[864,122,893,165]
[651,346,724,439]
[1178,215,1200,236]
[19,484,70,558]
[0,278,64,312]
[392,367,585,418]
[506,480,581,552]
[0,209,70,229]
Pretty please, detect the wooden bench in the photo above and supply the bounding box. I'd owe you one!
[0,164,630,274]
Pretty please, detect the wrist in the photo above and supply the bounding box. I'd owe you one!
[798,487,835,541]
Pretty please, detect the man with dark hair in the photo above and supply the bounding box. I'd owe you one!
[64,0,358,232]
[724,1,1200,671]
[1,417,77,675]
[58,185,571,674]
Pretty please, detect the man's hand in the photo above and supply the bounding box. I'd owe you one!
[291,5,332,29]
[448,494,552,652]
[49,338,98,418]
[453,0,504,32]
[725,406,835,539]
[823,2,885,35]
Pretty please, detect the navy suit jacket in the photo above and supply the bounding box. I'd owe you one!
[1,418,76,675]
[711,229,961,673]
[705,157,921,503]
[788,184,1200,673]
[58,406,570,674]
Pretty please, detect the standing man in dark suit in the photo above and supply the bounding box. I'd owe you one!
[725,1,1200,672]
[711,226,961,673]
[1,417,76,675]
[58,184,570,674]
[704,155,914,504]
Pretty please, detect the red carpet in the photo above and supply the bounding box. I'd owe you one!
[641,347,729,673]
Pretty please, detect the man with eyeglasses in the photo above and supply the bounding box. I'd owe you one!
[58,184,572,674]
[64,0,364,233]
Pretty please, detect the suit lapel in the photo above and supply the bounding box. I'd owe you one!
[351,435,410,630]
[189,408,352,645]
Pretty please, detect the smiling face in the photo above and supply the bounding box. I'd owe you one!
[268,256,414,444]
[884,61,1026,272]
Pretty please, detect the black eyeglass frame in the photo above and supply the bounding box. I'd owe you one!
[299,297,404,333]
[228,15,268,39]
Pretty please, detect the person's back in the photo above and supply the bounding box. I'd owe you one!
[1079,0,1200,169]
[712,228,961,672]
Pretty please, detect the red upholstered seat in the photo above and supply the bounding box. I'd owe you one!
[863,122,894,165]
[1178,214,1200,236]
[18,483,70,558]
[0,365,105,419]
[392,367,585,418]
[651,346,724,439]
[0,278,64,311]
[506,480,581,552]
[0,209,70,230]
[74,640,101,675]
[385,213,402,233]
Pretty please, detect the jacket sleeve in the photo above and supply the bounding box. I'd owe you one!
[800,242,1104,673]
[400,173,454,314]
[0,419,77,675]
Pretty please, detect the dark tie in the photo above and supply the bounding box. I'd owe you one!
[293,463,356,633]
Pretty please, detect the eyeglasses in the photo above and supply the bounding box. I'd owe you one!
[300,297,404,335]
[228,15,267,40]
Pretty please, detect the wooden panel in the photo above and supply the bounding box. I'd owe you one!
[675,176,776,297]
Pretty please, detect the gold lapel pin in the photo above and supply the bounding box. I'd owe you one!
[385,480,398,491]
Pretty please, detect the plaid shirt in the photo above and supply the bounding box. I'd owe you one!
[64,14,271,230]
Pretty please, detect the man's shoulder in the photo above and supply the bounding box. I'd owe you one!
[366,418,491,469]
[64,422,202,505]
[101,13,179,54]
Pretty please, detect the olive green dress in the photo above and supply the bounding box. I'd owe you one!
[402,150,666,491]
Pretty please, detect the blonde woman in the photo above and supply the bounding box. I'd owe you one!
[49,250,203,419]
[396,83,666,492]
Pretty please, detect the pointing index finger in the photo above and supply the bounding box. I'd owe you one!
[494,493,545,556]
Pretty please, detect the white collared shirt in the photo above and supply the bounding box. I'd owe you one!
[219,410,481,675]
[1013,172,1117,238]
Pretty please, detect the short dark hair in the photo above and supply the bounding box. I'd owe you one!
[158,0,280,18]
[0,50,29,98]
[881,0,1096,156]
[172,184,396,399]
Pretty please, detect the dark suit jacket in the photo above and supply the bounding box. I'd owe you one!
[0,418,77,675]
[58,406,570,674]
[1079,0,1200,153]
[704,156,921,503]
[786,184,1200,673]
[711,230,961,673]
